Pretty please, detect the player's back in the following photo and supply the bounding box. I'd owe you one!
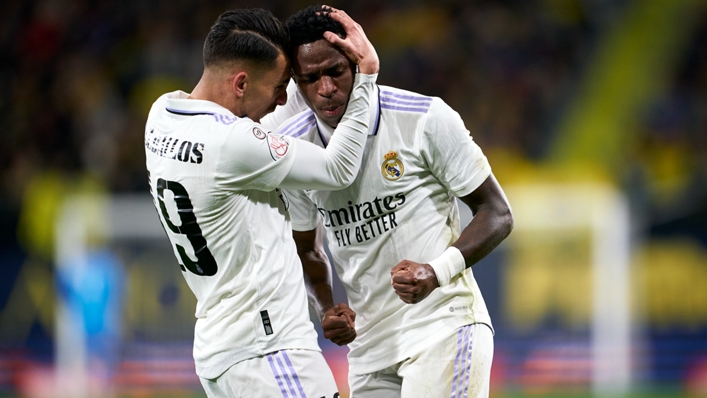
[144,91,319,378]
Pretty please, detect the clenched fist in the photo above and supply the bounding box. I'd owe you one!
[390,260,439,304]
[321,303,357,345]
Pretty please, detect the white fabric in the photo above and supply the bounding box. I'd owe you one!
[281,85,493,375]
[200,349,339,398]
[348,324,493,398]
[144,73,376,379]
[429,246,467,287]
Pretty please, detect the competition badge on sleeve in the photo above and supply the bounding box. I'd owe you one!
[267,133,290,161]
[382,150,404,181]
[252,127,266,140]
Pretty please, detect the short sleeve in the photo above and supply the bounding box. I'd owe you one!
[215,120,297,192]
[284,188,319,231]
[421,98,491,197]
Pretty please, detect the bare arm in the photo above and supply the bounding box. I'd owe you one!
[294,225,356,345]
[391,174,513,303]
[454,173,514,265]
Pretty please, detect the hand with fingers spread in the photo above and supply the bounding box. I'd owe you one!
[390,260,440,304]
[321,303,357,345]
[321,6,379,74]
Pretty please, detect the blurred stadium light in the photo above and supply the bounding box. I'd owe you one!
[504,183,631,395]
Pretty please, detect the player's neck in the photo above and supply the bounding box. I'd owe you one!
[189,72,239,115]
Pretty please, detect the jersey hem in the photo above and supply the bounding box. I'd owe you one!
[194,338,321,379]
[347,320,494,375]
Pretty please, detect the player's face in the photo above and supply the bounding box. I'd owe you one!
[243,53,290,122]
[292,39,357,128]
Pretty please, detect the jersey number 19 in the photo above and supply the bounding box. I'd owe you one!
[156,178,218,276]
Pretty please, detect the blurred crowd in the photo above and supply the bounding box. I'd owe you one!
[634,6,707,241]
[1,0,706,247]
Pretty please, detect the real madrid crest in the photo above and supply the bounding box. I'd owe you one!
[381,151,404,181]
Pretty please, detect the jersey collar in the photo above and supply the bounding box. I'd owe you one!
[164,91,238,118]
[316,85,381,148]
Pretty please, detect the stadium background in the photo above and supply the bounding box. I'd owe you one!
[1,0,706,396]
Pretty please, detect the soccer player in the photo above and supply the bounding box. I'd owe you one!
[144,8,379,398]
[281,6,514,398]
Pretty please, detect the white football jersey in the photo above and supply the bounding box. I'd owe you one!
[281,85,493,374]
[144,91,318,379]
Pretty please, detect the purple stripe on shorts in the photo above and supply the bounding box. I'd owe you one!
[460,327,473,398]
[380,103,430,113]
[267,353,290,398]
[275,353,299,398]
[281,351,307,398]
[462,326,474,398]
[380,91,432,102]
[451,327,465,398]
[452,326,474,398]
[281,112,315,137]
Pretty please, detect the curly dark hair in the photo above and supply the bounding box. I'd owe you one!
[285,5,347,58]
[203,8,289,69]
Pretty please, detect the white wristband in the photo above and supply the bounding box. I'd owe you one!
[428,246,466,287]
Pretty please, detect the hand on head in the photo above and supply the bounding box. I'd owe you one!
[321,6,379,74]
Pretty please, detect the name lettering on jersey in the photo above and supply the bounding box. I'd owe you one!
[267,133,290,160]
[381,151,404,181]
[317,192,406,247]
[145,129,204,164]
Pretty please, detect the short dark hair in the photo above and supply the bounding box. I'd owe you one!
[286,5,347,58]
[203,8,289,69]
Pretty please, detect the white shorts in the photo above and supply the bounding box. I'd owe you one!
[200,349,340,398]
[349,323,494,398]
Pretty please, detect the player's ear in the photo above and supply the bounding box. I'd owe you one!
[232,71,248,98]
